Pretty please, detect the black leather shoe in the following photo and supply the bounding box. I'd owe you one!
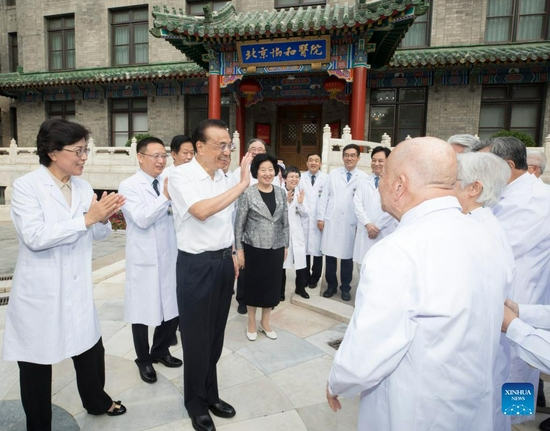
[295,290,310,299]
[539,417,550,431]
[138,365,157,384]
[280,294,285,301]
[308,282,318,288]
[323,288,336,298]
[191,413,216,431]
[237,303,247,315]
[153,354,183,368]
[341,291,351,301]
[106,400,127,416]
[209,399,236,418]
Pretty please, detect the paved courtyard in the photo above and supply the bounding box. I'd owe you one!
[0,221,549,430]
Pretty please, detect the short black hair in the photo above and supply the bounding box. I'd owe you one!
[306,152,322,161]
[483,136,528,171]
[170,135,192,153]
[342,143,361,157]
[191,119,228,152]
[283,165,301,179]
[371,146,391,158]
[250,153,280,179]
[37,119,90,167]
[137,136,164,154]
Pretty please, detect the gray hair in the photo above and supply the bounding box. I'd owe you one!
[457,152,511,207]
[447,134,481,152]
[527,149,547,174]
[246,138,266,150]
[474,136,528,171]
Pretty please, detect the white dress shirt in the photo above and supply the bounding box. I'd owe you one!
[168,158,233,253]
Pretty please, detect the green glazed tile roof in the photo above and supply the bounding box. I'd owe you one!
[0,62,205,91]
[151,0,429,69]
[391,42,550,68]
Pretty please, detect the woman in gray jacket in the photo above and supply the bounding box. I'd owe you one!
[235,153,289,341]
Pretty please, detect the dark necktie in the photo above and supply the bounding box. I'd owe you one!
[152,179,160,196]
[346,171,351,182]
[311,174,316,186]
[375,176,379,188]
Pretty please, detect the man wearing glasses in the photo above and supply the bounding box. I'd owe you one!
[119,137,182,385]
[168,119,253,431]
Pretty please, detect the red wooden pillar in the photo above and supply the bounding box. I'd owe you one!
[350,66,367,140]
[236,96,246,156]
[208,74,221,119]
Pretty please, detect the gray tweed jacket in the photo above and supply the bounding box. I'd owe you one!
[234,185,289,250]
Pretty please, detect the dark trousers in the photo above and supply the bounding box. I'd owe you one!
[18,338,112,431]
[132,317,179,368]
[295,267,309,292]
[325,256,353,293]
[305,255,323,284]
[177,249,234,416]
[236,269,245,307]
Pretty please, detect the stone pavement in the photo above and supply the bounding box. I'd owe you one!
[0,221,548,430]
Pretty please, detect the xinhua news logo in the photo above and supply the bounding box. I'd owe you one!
[502,383,534,416]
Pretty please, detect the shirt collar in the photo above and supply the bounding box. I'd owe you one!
[46,167,71,190]
[400,196,462,227]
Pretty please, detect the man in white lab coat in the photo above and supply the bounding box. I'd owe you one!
[318,144,367,301]
[119,137,181,385]
[352,145,397,267]
[455,151,516,431]
[475,136,550,424]
[299,152,327,289]
[327,137,508,431]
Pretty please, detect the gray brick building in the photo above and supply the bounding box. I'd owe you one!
[0,0,548,171]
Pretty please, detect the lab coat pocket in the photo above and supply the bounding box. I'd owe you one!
[17,261,57,298]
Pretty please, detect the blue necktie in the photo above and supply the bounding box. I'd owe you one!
[346,171,351,182]
[375,176,379,188]
[152,179,160,196]
[311,174,316,186]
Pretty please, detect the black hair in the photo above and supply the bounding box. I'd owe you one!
[37,119,90,167]
[191,119,228,152]
[371,146,391,158]
[170,135,192,153]
[250,153,280,179]
[137,136,164,154]
[283,165,301,179]
[342,143,361,156]
[306,152,322,161]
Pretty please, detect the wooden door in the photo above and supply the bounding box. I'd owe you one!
[277,105,322,171]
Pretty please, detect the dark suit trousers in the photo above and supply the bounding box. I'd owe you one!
[177,249,234,416]
[132,317,179,368]
[305,255,323,284]
[325,256,353,292]
[18,338,112,431]
[236,269,245,307]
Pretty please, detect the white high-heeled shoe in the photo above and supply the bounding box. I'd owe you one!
[259,325,277,340]
[246,328,257,341]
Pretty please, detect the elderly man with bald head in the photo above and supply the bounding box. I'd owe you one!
[326,137,509,431]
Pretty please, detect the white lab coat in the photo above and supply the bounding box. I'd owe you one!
[283,188,308,270]
[299,170,327,256]
[469,206,516,431]
[493,172,550,423]
[352,174,397,264]
[328,197,506,431]
[507,304,550,375]
[119,170,178,326]
[318,167,367,259]
[3,166,110,364]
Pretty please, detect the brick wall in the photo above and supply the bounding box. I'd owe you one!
[431,0,486,46]
[426,84,482,140]
[148,96,185,144]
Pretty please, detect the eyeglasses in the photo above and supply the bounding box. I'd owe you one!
[202,140,235,152]
[62,147,90,157]
[248,147,266,154]
[140,153,168,161]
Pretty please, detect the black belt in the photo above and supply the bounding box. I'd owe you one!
[179,247,233,259]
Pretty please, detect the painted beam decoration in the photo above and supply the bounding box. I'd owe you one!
[237,36,330,68]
